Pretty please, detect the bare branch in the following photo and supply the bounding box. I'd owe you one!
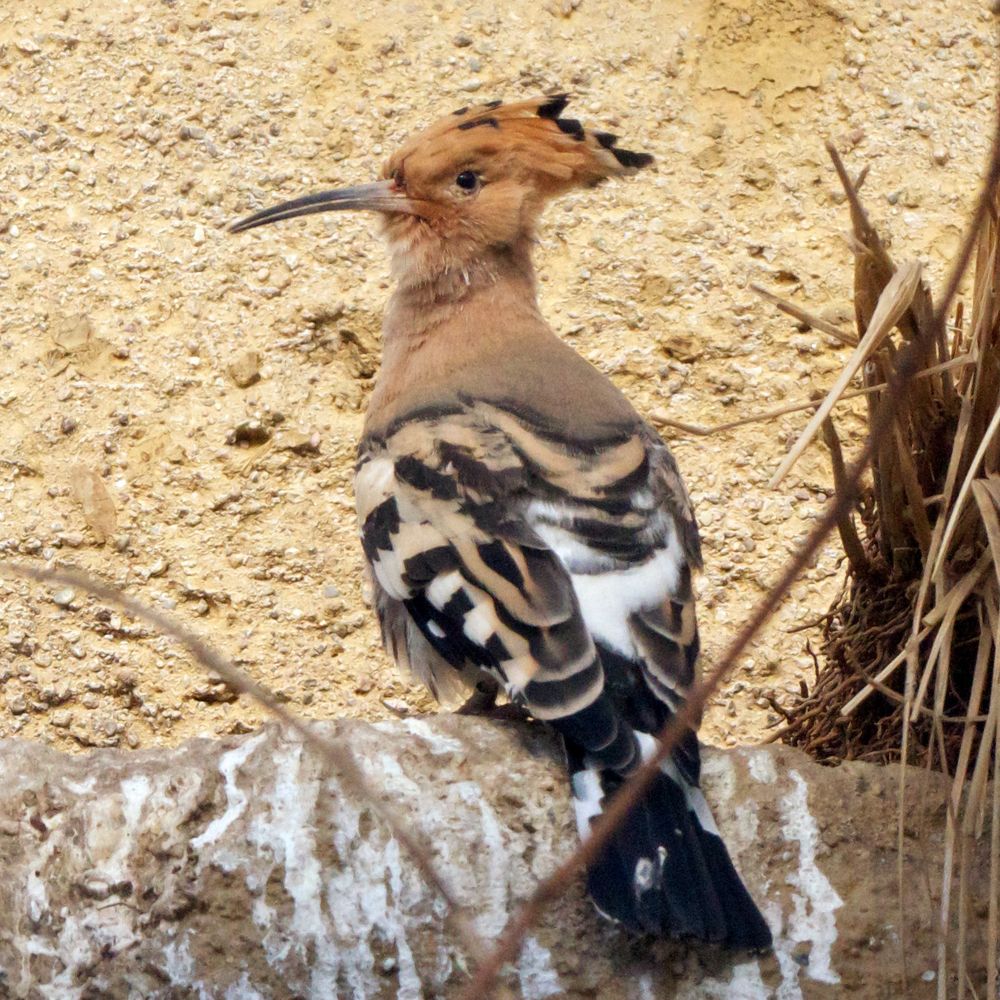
[750,282,857,346]
[651,355,971,438]
[0,560,490,968]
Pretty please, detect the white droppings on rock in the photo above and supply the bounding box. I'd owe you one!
[109,774,152,876]
[191,731,267,851]
[457,780,510,938]
[747,749,778,784]
[0,720,983,995]
[687,959,770,999]
[63,775,97,796]
[26,831,60,925]
[375,752,423,797]
[518,935,563,999]
[161,936,197,989]
[321,765,424,999]
[384,836,423,1000]
[223,973,268,999]
[778,769,844,985]
[398,716,464,754]
[701,747,737,803]
[731,798,760,855]
[247,740,338,996]
[764,899,806,1000]
[701,750,757,850]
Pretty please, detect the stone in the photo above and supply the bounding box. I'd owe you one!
[227,350,261,389]
[0,717,989,997]
[657,330,703,362]
[51,587,75,608]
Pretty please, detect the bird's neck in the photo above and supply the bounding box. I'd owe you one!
[384,237,539,336]
[366,238,547,434]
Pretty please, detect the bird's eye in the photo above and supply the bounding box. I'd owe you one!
[455,170,480,192]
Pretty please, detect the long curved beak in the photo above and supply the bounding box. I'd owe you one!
[228,180,419,234]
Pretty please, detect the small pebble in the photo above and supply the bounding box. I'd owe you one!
[145,558,169,579]
[52,588,75,608]
[227,419,271,446]
[228,350,262,388]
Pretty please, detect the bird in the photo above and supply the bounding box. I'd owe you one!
[230,94,772,951]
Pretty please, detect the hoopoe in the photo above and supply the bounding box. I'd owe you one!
[231,95,772,950]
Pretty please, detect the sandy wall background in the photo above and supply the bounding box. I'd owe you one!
[0,0,994,751]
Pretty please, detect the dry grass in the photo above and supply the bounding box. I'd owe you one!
[767,141,1000,996]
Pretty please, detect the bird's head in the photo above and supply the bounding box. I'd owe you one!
[230,95,653,287]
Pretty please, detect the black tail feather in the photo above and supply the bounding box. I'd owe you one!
[572,756,772,951]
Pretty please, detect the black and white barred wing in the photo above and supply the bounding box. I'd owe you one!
[356,408,641,770]
[514,416,705,737]
[356,402,705,755]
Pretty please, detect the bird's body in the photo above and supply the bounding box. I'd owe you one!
[232,95,772,950]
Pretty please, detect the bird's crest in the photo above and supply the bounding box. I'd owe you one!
[383,93,653,194]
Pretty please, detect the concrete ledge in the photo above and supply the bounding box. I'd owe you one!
[0,716,989,997]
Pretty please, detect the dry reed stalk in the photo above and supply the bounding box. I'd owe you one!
[769,120,1000,995]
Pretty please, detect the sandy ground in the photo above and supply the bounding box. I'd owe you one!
[0,0,994,753]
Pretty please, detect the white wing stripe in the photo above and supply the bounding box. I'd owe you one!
[570,543,684,657]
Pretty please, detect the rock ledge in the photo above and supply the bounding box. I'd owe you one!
[0,717,989,998]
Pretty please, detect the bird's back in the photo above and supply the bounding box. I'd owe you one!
[363,249,639,444]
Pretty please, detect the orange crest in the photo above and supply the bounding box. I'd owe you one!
[383,94,653,197]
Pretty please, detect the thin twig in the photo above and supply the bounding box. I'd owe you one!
[652,354,971,438]
[750,282,857,346]
[0,560,490,968]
